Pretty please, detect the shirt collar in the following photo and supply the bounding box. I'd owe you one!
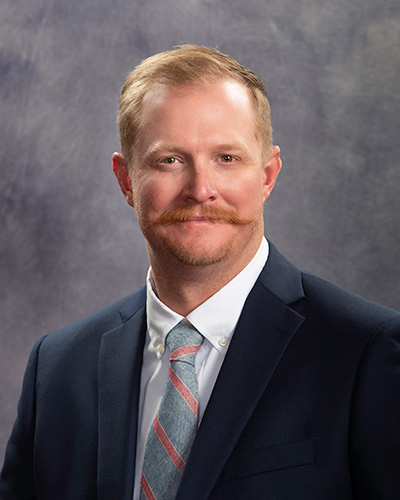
[146,237,269,358]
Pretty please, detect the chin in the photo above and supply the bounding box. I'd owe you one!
[160,236,233,267]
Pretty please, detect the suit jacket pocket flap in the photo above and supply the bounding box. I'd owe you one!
[221,438,315,481]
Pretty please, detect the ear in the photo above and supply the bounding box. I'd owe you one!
[112,153,135,208]
[263,145,282,202]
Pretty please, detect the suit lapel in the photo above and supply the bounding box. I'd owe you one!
[97,302,147,500]
[176,243,306,499]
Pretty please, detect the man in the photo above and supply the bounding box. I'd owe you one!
[1,45,400,500]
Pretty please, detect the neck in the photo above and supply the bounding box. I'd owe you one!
[148,237,262,316]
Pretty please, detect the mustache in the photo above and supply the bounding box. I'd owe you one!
[146,206,251,228]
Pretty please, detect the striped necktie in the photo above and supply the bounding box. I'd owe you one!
[140,322,204,500]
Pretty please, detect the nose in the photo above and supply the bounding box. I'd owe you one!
[181,162,217,204]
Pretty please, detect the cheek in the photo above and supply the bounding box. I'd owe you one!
[135,180,177,215]
[225,177,265,211]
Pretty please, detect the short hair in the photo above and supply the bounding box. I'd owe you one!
[117,44,272,166]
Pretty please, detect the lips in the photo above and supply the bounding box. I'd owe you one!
[186,216,216,222]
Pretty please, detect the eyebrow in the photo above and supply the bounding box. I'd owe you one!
[213,142,253,156]
[143,143,182,159]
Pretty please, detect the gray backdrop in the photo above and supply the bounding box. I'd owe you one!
[1,0,399,461]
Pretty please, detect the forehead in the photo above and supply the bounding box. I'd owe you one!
[141,78,255,115]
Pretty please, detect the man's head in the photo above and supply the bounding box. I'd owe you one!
[113,45,281,279]
[117,44,273,168]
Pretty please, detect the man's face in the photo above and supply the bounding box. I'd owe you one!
[115,79,281,271]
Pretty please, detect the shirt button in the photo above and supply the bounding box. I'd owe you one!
[219,337,229,347]
[156,343,163,353]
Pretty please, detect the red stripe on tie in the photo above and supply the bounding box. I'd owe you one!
[154,413,185,473]
[141,473,157,500]
[170,344,200,361]
[169,365,198,415]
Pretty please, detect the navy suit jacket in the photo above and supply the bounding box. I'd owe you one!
[1,242,400,499]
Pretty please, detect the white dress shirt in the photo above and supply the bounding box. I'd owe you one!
[133,237,269,499]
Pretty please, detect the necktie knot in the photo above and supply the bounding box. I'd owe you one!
[166,322,203,365]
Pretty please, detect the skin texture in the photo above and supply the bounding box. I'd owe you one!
[113,79,281,315]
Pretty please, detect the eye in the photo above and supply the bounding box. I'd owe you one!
[219,155,234,163]
[162,157,178,164]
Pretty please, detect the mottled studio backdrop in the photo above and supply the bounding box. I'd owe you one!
[1,0,399,461]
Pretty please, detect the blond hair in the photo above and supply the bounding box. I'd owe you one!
[117,44,272,166]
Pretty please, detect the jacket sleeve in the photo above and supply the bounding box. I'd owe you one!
[0,336,47,500]
[350,315,400,499]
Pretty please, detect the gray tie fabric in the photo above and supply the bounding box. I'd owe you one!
[140,322,204,500]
